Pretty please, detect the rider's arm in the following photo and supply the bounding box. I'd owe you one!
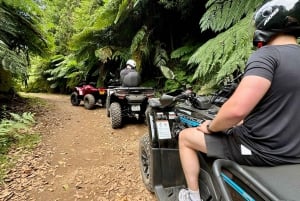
[205,75,271,133]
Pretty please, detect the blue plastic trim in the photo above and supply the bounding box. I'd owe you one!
[179,116,200,127]
[221,173,255,201]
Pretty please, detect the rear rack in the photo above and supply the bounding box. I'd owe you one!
[114,87,155,97]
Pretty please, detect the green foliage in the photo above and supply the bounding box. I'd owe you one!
[0,0,50,91]
[0,43,28,80]
[0,2,49,56]
[189,15,254,90]
[159,0,195,11]
[0,111,39,183]
[114,0,130,24]
[44,55,85,90]
[153,41,169,68]
[0,112,35,151]
[200,0,263,32]
[163,67,192,93]
[95,46,114,63]
[171,44,199,63]
[69,0,122,74]
[130,25,151,70]
[23,0,266,94]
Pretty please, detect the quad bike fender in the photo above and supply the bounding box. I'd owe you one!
[74,87,84,96]
[151,147,220,201]
[151,147,185,188]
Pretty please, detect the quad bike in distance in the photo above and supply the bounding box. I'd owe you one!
[106,86,155,129]
[70,82,107,110]
[139,67,300,201]
[106,71,155,129]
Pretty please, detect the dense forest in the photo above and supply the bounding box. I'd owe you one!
[0,0,264,98]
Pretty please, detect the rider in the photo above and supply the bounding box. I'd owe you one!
[120,59,141,87]
[178,1,300,201]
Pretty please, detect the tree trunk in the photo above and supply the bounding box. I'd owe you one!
[0,67,15,101]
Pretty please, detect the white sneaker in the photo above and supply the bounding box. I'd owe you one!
[178,189,203,201]
[178,189,193,201]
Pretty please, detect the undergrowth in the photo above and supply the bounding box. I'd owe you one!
[0,110,41,183]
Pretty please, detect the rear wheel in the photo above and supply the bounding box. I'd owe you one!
[110,102,122,128]
[83,94,95,109]
[139,134,154,192]
[70,92,80,106]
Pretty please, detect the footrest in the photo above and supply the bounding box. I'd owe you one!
[154,185,184,201]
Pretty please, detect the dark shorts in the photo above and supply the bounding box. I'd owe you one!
[204,130,276,166]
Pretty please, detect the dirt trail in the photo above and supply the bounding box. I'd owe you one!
[0,93,156,201]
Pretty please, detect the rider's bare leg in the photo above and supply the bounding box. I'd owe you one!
[179,127,207,191]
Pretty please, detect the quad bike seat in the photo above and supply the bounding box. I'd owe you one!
[243,164,300,200]
[213,159,300,201]
[122,71,141,87]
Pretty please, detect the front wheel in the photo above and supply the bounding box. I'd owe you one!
[70,92,80,106]
[83,94,95,110]
[139,134,154,192]
[110,102,122,129]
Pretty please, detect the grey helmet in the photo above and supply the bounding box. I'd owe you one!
[253,0,300,47]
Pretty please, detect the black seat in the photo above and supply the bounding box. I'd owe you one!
[213,159,300,201]
[122,71,141,87]
[243,164,300,201]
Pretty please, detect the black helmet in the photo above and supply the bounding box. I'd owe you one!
[253,0,300,47]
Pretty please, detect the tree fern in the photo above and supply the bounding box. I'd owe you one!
[171,44,199,62]
[0,0,49,86]
[0,43,28,78]
[0,2,49,55]
[130,25,151,70]
[200,0,263,32]
[189,15,254,89]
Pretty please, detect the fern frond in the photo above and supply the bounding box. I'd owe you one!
[200,0,263,32]
[114,0,130,24]
[130,25,151,70]
[153,41,169,68]
[21,112,35,124]
[130,26,147,53]
[189,15,254,89]
[9,112,35,125]
[171,45,199,62]
[95,46,113,63]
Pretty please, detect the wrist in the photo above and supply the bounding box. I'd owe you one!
[206,124,217,133]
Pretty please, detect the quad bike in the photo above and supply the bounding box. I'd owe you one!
[105,70,155,129]
[139,67,300,201]
[106,86,155,129]
[70,82,107,110]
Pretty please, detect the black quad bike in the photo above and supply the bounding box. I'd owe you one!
[139,67,300,201]
[70,82,107,110]
[106,86,155,129]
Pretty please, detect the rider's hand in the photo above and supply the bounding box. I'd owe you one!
[196,120,213,134]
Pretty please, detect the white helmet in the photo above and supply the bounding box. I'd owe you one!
[126,59,136,68]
